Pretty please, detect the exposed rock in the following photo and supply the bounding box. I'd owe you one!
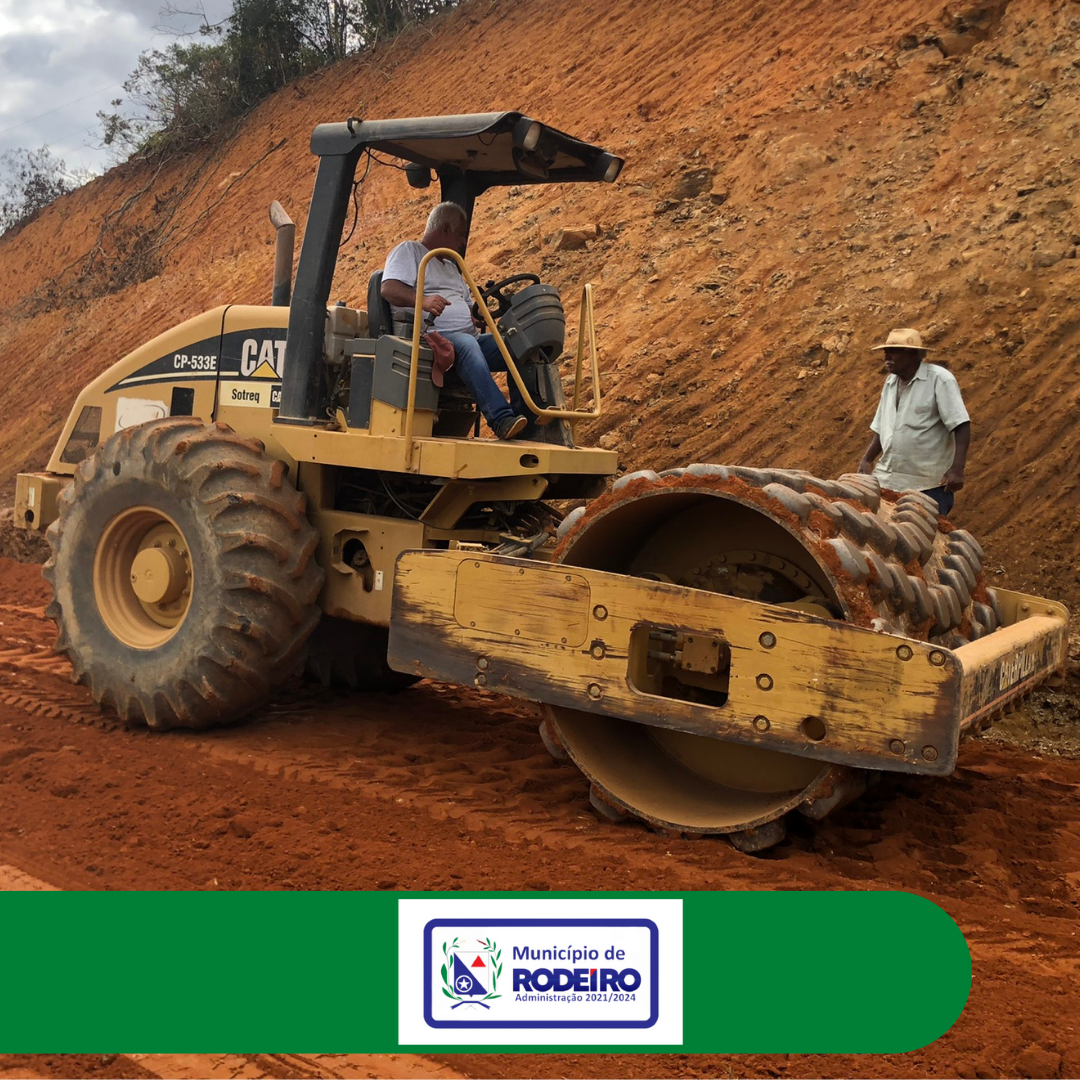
[672,168,712,200]
[229,816,258,839]
[1015,1046,1062,1079]
[1032,248,1065,268]
[935,31,983,57]
[917,82,955,107]
[549,224,600,251]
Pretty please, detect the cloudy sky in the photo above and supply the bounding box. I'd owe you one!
[0,0,233,175]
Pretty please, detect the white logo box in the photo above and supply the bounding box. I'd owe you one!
[398,898,683,1046]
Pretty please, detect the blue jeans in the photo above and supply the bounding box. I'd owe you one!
[922,486,955,517]
[442,332,526,429]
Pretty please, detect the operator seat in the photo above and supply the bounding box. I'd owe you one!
[366,270,395,338]
[366,270,477,437]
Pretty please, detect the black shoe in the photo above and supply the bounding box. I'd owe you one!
[495,415,527,440]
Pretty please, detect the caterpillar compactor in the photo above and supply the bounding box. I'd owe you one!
[15,112,1069,851]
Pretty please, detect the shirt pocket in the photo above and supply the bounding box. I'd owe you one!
[902,399,937,431]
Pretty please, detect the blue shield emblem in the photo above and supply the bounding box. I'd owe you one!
[439,936,502,1010]
[451,952,487,997]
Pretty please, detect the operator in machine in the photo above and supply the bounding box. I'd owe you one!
[381,202,529,440]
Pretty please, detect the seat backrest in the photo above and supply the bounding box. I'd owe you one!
[367,270,394,337]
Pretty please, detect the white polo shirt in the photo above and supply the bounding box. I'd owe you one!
[870,361,969,492]
[383,240,476,335]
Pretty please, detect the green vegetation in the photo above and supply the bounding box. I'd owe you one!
[0,0,458,240]
[99,0,460,160]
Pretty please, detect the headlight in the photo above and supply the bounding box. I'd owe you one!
[597,153,623,184]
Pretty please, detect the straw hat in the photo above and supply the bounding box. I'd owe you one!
[871,328,929,351]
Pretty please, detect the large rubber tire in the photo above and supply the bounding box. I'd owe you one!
[304,616,419,692]
[542,464,1000,849]
[43,418,324,730]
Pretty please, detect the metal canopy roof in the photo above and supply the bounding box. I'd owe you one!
[309,111,622,187]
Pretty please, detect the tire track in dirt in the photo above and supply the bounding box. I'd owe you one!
[0,1055,467,1080]
[0,602,776,889]
[0,687,118,731]
[126,1053,467,1079]
[0,618,605,857]
[175,685,833,893]
[0,863,56,890]
[3,596,1080,899]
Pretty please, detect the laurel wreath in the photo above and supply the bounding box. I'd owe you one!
[440,936,502,1002]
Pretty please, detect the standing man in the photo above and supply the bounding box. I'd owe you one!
[857,328,971,517]
[381,201,528,441]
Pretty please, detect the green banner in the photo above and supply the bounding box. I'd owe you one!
[0,890,969,1053]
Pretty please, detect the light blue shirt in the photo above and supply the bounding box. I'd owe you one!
[870,362,969,491]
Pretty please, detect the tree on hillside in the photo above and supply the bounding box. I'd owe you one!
[0,147,93,236]
[100,39,241,158]
[232,0,317,107]
[98,0,462,160]
[304,0,351,61]
[352,0,458,45]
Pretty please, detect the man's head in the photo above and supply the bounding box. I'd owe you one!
[423,201,469,255]
[871,327,927,379]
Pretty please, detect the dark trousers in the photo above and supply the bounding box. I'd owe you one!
[922,486,954,517]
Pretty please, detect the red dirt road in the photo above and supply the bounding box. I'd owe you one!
[0,1055,467,1080]
[1,554,1079,1079]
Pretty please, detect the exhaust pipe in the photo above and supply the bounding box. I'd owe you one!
[269,200,295,307]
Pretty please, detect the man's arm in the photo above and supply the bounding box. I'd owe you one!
[380,277,449,317]
[858,434,883,474]
[942,421,970,491]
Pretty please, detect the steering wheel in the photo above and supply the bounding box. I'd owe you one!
[472,273,541,322]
